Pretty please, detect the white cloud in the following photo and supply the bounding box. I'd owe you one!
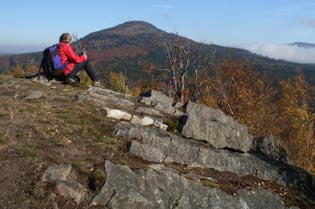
[153,4,174,9]
[238,43,315,64]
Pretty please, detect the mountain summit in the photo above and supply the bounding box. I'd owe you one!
[99,20,163,35]
[82,20,165,42]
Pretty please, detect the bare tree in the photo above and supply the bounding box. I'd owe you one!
[71,33,86,54]
[161,40,190,103]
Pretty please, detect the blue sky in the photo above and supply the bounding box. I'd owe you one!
[1,0,315,63]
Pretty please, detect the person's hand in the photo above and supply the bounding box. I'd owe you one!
[81,51,87,58]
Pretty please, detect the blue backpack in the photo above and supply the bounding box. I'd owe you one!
[39,44,64,79]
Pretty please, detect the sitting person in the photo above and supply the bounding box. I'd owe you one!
[57,33,100,86]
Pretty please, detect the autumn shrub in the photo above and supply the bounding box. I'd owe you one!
[195,59,315,173]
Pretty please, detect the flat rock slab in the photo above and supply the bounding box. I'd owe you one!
[90,161,293,209]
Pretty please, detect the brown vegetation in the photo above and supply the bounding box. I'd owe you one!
[193,59,315,174]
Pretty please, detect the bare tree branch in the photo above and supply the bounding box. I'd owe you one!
[161,40,190,103]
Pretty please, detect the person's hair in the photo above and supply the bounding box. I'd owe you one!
[59,33,72,43]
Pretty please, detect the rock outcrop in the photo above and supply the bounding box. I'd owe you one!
[34,85,315,208]
[113,121,315,199]
[3,73,315,209]
[90,161,297,209]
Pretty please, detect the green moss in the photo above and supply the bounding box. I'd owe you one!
[200,178,220,189]
[86,156,99,162]
[72,161,85,168]
[72,161,90,175]
[164,116,180,134]
[0,133,9,144]
[93,169,106,180]
[95,136,108,143]
[92,136,126,154]
[16,146,40,157]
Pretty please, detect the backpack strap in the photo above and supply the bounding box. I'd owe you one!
[55,43,68,70]
[51,44,59,57]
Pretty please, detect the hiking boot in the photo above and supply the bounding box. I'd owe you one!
[66,77,76,84]
[93,80,101,87]
[66,77,79,86]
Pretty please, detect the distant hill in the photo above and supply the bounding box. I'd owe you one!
[289,42,315,48]
[74,21,309,82]
[0,21,314,83]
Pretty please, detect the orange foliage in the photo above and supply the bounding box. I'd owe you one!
[108,71,129,93]
[198,59,275,136]
[195,59,315,173]
[276,74,315,173]
[5,65,24,78]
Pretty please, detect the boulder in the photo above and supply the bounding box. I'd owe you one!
[180,102,252,152]
[139,90,174,106]
[185,102,235,124]
[139,90,184,116]
[251,135,289,163]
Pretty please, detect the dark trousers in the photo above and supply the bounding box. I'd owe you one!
[54,70,66,81]
[68,60,98,82]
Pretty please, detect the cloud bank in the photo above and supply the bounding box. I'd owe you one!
[238,43,315,64]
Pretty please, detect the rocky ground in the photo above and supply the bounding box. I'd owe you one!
[0,76,314,209]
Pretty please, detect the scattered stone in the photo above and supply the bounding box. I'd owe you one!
[56,180,86,204]
[41,164,72,182]
[24,90,44,100]
[105,107,168,130]
[131,115,154,126]
[105,107,132,121]
[30,75,52,86]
